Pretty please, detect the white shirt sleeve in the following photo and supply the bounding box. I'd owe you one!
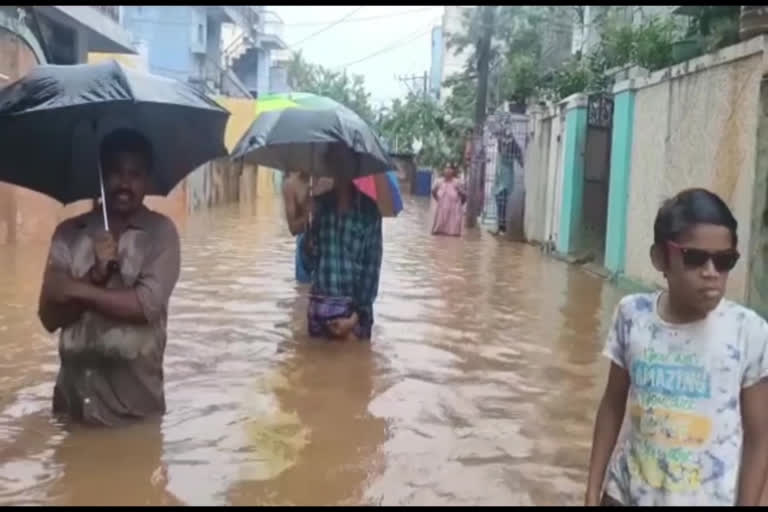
[742,313,768,389]
[603,303,629,369]
[602,301,629,369]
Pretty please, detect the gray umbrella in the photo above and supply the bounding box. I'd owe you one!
[229,92,392,180]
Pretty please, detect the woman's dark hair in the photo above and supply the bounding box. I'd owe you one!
[653,188,738,247]
[99,128,153,171]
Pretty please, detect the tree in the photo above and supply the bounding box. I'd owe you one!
[285,51,376,126]
[377,93,463,168]
[684,6,741,54]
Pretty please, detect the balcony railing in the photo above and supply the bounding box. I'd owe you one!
[91,5,119,23]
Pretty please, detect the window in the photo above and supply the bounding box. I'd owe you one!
[198,24,204,44]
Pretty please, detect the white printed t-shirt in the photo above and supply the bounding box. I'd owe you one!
[602,292,768,506]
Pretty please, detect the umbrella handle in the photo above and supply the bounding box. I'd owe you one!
[97,160,120,274]
[98,159,110,232]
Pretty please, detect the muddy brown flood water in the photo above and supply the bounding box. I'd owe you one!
[0,195,627,505]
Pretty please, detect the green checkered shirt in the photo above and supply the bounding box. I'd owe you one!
[306,190,383,338]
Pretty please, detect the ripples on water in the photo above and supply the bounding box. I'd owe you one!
[0,194,626,505]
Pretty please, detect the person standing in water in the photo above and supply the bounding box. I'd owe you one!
[585,188,768,506]
[282,171,312,283]
[38,128,181,427]
[431,163,466,236]
[304,173,383,342]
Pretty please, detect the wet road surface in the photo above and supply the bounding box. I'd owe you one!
[0,194,626,505]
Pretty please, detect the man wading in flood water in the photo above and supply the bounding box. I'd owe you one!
[38,129,181,427]
[304,157,383,342]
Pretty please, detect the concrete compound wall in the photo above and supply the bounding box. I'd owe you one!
[523,101,567,250]
[623,37,767,302]
[523,107,553,244]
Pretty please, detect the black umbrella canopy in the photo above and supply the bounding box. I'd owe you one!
[230,92,393,180]
[0,59,230,204]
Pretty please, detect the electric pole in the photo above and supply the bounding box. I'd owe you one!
[397,72,429,98]
[467,5,495,229]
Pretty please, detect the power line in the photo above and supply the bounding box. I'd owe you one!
[288,6,366,49]
[283,7,439,27]
[336,21,437,70]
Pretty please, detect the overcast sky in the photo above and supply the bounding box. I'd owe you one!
[270,6,444,108]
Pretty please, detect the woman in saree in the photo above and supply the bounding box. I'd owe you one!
[431,163,466,236]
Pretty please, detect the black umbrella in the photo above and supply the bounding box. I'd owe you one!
[0,59,229,230]
[229,92,392,180]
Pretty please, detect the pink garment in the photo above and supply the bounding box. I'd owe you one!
[431,178,465,236]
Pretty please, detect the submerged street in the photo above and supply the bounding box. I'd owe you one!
[0,195,626,506]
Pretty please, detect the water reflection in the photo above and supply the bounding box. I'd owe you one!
[0,194,623,505]
[47,421,182,506]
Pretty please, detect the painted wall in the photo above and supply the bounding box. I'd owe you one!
[557,96,588,255]
[747,79,768,318]
[603,88,635,275]
[120,6,201,83]
[522,103,566,249]
[214,96,257,151]
[88,50,148,71]
[624,40,765,301]
[256,48,270,97]
[185,95,260,211]
[523,108,553,244]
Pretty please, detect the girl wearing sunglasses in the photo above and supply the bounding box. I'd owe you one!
[586,188,768,506]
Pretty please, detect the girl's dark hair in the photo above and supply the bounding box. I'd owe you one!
[99,128,153,171]
[653,188,738,247]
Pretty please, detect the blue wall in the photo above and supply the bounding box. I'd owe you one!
[121,6,206,83]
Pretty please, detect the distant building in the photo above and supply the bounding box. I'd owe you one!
[429,25,443,100]
[221,8,288,98]
[439,5,474,102]
[120,6,259,98]
[0,5,135,86]
[269,47,291,94]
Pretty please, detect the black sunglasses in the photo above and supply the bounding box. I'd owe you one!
[667,242,740,273]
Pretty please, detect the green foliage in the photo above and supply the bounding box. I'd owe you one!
[600,16,680,72]
[377,92,467,168]
[684,6,740,53]
[286,51,376,126]
[539,57,593,101]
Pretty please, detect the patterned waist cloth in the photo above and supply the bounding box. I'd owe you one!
[307,295,371,339]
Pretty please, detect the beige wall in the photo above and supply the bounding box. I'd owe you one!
[522,102,567,249]
[624,42,765,301]
[523,108,553,244]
